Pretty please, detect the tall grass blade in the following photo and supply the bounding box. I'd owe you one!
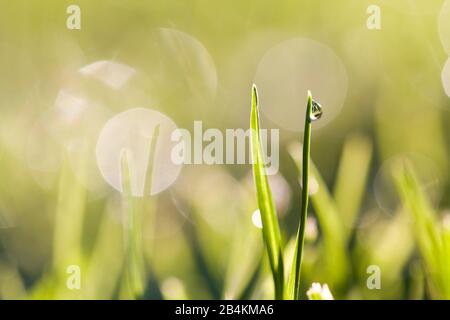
[288,141,348,294]
[287,91,315,300]
[250,84,284,299]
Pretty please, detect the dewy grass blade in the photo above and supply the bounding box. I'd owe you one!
[250,84,284,299]
[288,91,321,300]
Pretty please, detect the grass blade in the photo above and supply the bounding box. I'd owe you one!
[288,140,348,294]
[287,91,316,299]
[333,134,372,234]
[53,153,86,272]
[84,205,125,299]
[120,123,160,299]
[250,84,284,299]
[51,152,86,298]
[392,160,450,298]
[120,150,145,298]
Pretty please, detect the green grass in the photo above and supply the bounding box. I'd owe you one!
[53,152,86,278]
[250,86,322,300]
[120,150,146,298]
[119,124,160,299]
[250,84,284,299]
[334,135,373,235]
[287,91,322,299]
[288,145,347,293]
[286,134,373,295]
[392,160,450,299]
[4,88,448,301]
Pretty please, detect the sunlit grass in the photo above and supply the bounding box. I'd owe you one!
[250,84,284,299]
[250,86,329,300]
[287,91,324,299]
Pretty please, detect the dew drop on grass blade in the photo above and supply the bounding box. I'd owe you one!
[287,91,321,300]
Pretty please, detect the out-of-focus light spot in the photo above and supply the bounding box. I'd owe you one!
[298,175,320,196]
[254,38,347,131]
[305,216,318,242]
[158,28,218,97]
[78,60,136,89]
[113,27,218,122]
[441,57,450,98]
[268,173,291,216]
[252,209,263,229]
[309,176,320,195]
[161,277,187,300]
[27,58,141,195]
[442,210,450,231]
[54,90,88,124]
[96,108,182,196]
[439,1,450,55]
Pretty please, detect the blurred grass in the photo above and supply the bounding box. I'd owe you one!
[119,150,146,298]
[0,0,449,300]
[334,135,373,234]
[393,160,450,299]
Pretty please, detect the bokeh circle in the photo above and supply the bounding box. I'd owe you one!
[254,38,348,131]
[96,108,182,196]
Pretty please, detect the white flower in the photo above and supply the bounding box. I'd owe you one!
[306,282,334,300]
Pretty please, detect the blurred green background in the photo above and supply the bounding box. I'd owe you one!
[0,0,449,299]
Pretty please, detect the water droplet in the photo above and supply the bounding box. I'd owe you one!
[310,100,323,121]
